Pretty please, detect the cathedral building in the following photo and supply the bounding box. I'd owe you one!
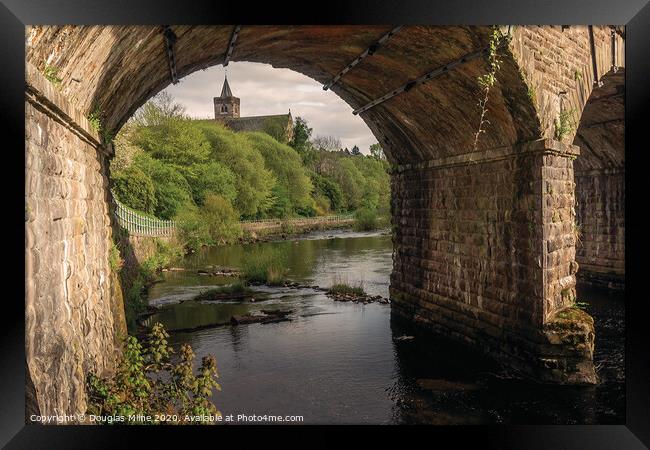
[213,75,294,143]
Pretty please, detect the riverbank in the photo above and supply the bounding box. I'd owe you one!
[239,215,355,243]
[141,228,623,424]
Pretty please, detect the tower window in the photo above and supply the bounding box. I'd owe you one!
[221,104,228,113]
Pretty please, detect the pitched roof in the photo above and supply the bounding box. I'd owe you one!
[225,114,291,133]
[220,76,234,98]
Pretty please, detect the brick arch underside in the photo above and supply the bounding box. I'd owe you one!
[573,69,625,287]
[26,25,542,165]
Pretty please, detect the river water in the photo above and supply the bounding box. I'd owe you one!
[145,229,624,424]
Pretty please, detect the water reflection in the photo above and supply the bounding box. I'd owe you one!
[146,229,623,424]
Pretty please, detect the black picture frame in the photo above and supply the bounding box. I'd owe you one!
[3,0,648,447]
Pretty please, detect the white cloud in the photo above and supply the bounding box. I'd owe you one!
[162,61,377,153]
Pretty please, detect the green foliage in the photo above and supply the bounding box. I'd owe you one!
[112,166,158,214]
[241,247,289,285]
[133,154,193,220]
[353,208,379,231]
[245,131,314,215]
[109,242,123,273]
[288,116,313,154]
[179,161,237,207]
[331,158,364,210]
[262,116,290,143]
[554,109,576,141]
[87,108,103,133]
[473,26,505,151]
[134,116,211,166]
[369,143,385,161]
[196,122,275,217]
[125,274,148,333]
[141,238,183,276]
[329,282,365,296]
[86,323,221,424]
[575,300,589,311]
[267,185,293,218]
[43,64,62,85]
[175,205,211,253]
[201,193,242,245]
[310,172,344,212]
[110,98,392,252]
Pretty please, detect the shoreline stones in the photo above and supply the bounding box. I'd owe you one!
[325,291,390,304]
[197,267,241,277]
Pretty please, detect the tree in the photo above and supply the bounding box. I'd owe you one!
[369,143,385,160]
[289,116,313,153]
[312,135,341,152]
[131,92,186,128]
[196,122,275,217]
[245,131,314,215]
[201,194,242,245]
[351,145,361,156]
[263,116,290,144]
[133,153,193,220]
[178,161,238,207]
[310,172,344,212]
[133,117,212,166]
[112,165,157,214]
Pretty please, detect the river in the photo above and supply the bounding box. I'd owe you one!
[144,229,624,424]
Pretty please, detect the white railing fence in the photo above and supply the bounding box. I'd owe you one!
[112,193,176,236]
[111,191,353,237]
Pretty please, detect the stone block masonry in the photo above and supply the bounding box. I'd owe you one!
[390,139,596,384]
[575,169,625,288]
[25,64,126,418]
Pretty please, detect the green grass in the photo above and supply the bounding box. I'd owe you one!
[240,247,289,286]
[194,281,252,301]
[329,283,366,296]
[43,64,62,85]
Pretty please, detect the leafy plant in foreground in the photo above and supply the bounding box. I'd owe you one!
[86,323,221,424]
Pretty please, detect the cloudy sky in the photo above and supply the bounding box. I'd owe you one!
[162,61,377,153]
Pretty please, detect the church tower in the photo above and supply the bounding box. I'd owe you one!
[214,75,240,120]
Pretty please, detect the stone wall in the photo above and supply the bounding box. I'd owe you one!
[25,64,125,419]
[575,169,625,287]
[390,139,595,384]
[509,25,624,144]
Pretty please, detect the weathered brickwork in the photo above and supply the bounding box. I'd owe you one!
[25,69,126,418]
[390,141,595,383]
[575,169,625,287]
[509,25,624,145]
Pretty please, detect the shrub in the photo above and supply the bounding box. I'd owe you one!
[310,172,344,212]
[353,208,379,231]
[201,194,242,245]
[175,205,211,253]
[141,238,184,276]
[133,154,193,220]
[109,242,123,273]
[241,247,288,285]
[112,165,158,214]
[124,274,148,332]
[86,323,221,424]
[196,122,275,217]
[245,131,314,214]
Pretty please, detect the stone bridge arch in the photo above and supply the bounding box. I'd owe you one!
[25,25,624,417]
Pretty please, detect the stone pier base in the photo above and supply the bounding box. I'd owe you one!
[390,139,597,384]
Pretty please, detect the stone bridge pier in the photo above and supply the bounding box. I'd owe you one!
[25,25,624,415]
